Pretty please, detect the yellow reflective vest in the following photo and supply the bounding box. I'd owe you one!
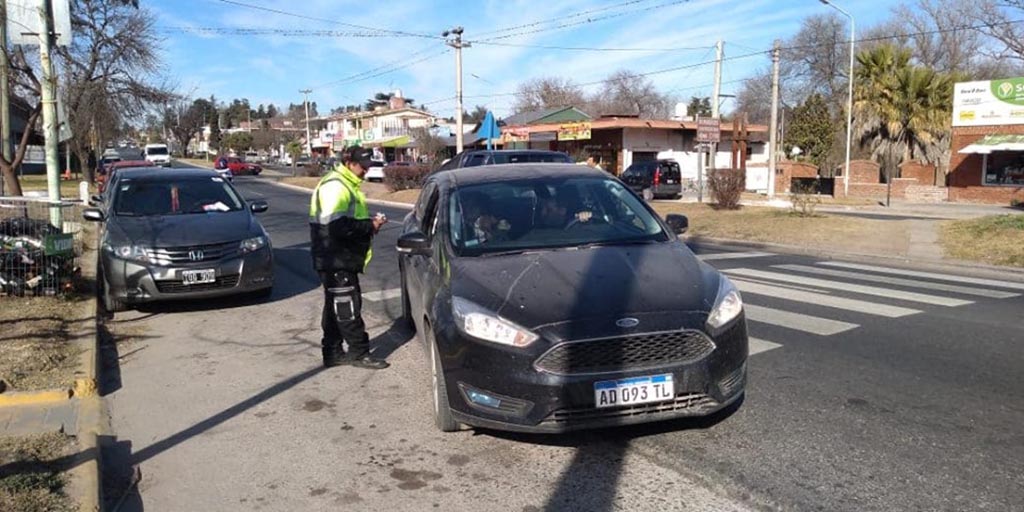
[308,164,374,272]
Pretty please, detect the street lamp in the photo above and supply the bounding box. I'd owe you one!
[820,0,854,198]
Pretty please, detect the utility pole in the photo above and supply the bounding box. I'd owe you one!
[0,0,9,197]
[38,0,61,225]
[443,27,469,153]
[710,40,723,171]
[767,39,781,199]
[299,89,312,155]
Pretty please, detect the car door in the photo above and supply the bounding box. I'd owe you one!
[405,182,440,320]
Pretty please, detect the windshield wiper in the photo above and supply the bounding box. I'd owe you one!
[578,239,658,249]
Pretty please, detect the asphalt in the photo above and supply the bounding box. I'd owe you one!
[100,172,1024,511]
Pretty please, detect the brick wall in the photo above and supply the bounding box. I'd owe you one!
[775,160,818,194]
[900,160,937,186]
[843,160,881,183]
[839,178,918,200]
[949,124,1024,203]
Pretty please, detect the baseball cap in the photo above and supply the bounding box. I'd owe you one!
[345,147,375,169]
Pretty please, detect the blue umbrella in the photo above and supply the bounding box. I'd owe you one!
[478,111,500,151]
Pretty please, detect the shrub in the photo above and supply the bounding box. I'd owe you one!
[707,168,745,209]
[384,164,431,192]
[789,179,822,217]
[1011,197,1023,209]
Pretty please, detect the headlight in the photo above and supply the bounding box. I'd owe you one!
[105,243,150,263]
[239,236,267,254]
[706,275,743,330]
[452,297,539,347]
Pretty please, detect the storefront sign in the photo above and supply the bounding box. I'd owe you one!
[530,131,557,142]
[953,77,1024,127]
[557,122,592,141]
[44,234,74,257]
[502,127,529,144]
[697,118,721,143]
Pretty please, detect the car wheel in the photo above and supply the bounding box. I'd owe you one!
[102,277,126,313]
[400,264,414,330]
[642,188,654,201]
[428,329,459,432]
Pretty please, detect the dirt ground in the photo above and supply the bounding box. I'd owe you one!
[942,215,1024,267]
[0,432,75,512]
[0,296,89,391]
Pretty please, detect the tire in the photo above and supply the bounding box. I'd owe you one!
[642,188,654,201]
[399,265,414,330]
[102,277,126,313]
[428,329,459,432]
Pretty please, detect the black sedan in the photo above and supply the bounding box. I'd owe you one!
[397,164,748,433]
[82,167,274,312]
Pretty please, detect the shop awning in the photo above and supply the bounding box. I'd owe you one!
[959,134,1024,154]
[380,135,410,148]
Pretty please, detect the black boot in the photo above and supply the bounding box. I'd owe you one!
[322,344,345,368]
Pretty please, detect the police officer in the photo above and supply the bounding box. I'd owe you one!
[309,146,389,369]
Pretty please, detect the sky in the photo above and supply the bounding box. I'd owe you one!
[153,0,892,119]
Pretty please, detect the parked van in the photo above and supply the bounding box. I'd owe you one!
[144,143,171,167]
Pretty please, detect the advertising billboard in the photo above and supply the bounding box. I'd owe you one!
[953,77,1024,127]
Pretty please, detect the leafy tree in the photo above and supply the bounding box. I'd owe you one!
[207,96,222,152]
[853,45,954,183]
[687,97,712,118]
[784,94,837,169]
[223,131,253,152]
[256,104,266,119]
[411,127,447,165]
[364,92,414,111]
[167,98,210,157]
[267,104,279,118]
[285,140,304,167]
[467,105,489,123]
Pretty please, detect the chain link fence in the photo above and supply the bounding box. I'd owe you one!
[0,197,86,297]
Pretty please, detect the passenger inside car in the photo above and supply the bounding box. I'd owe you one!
[458,192,510,246]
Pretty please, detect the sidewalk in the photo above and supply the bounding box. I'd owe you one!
[0,400,79,436]
[737,198,1023,220]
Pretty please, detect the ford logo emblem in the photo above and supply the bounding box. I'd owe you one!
[615,318,639,328]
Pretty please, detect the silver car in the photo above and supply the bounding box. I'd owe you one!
[82,167,274,312]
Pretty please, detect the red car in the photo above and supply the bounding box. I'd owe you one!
[98,160,154,193]
[225,157,262,176]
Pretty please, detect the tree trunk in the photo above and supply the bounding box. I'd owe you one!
[1,162,23,196]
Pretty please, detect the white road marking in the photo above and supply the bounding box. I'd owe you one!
[733,276,835,294]
[744,304,859,336]
[363,288,402,302]
[734,279,921,318]
[698,251,775,261]
[749,337,782,356]
[774,264,1020,299]
[725,268,973,307]
[819,262,1024,291]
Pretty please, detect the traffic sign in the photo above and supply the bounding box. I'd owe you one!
[696,117,721,144]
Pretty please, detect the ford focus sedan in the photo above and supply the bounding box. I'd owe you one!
[83,168,274,312]
[397,164,747,433]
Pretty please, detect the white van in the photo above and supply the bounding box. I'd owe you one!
[144,143,171,167]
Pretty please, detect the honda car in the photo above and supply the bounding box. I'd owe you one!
[82,168,274,312]
[396,164,748,433]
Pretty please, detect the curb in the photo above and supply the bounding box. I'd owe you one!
[687,235,1024,281]
[0,388,72,406]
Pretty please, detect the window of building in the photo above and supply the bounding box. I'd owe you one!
[983,152,1024,186]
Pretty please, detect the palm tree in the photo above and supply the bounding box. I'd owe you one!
[853,45,954,184]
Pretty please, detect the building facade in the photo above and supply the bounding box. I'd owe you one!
[949,77,1024,204]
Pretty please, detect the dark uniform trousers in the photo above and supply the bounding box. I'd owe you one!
[319,269,370,359]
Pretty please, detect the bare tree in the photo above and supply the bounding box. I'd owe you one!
[591,70,673,119]
[411,127,447,165]
[966,0,1024,62]
[512,77,586,113]
[734,67,774,125]
[167,99,210,157]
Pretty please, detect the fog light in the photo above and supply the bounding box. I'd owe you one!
[467,389,502,409]
[457,383,533,417]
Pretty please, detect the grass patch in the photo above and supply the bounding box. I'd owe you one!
[16,175,89,199]
[0,432,75,512]
[650,203,912,256]
[0,295,88,391]
[941,214,1024,267]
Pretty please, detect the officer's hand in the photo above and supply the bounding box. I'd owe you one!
[372,213,387,232]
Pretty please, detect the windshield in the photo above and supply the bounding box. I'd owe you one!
[448,177,667,256]
[113,176,244,216]
[146,146,169,155]
[490,152,571,164]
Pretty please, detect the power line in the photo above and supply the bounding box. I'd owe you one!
[780,17,1024,52]
[310,49,450,90]
[159,26,396,38]
[213,0,440,39]
[470,40,714,52]
[473,0,658,39]
[473,0,693,42]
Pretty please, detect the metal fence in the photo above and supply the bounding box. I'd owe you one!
[0,197,86,297]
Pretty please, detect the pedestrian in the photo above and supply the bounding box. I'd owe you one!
[309,146,390,369]
[586,153,604,172]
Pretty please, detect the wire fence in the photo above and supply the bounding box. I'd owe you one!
[0,197,86,297]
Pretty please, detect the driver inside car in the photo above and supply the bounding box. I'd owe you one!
[537,195,593,229]
[460,192,510,246]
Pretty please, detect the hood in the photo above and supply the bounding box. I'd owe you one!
[108,210,260,247]
[449,242,720,341]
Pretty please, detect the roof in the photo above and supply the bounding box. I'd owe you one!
[501,106,592,127]
[510,116,770,134]
[436,163,607,186]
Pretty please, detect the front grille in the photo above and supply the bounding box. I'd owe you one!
[146,241,239,265]
[540,392,719,426]
[534,330,715,375]
[155,274,240,294]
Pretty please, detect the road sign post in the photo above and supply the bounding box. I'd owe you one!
[695,118,721,204]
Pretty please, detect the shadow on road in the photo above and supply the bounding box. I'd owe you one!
[369,318,415,361]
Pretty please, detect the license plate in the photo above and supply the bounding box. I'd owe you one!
[182,269,216,285]
[665,179,675,184]
[594,374,674,408]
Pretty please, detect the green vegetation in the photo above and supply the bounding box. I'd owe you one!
[942,215,1024,267]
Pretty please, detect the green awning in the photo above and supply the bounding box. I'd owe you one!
[959,134,1024,154]
[380,135,410,148]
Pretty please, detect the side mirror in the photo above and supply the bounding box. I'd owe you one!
[250,200,269,213]
[90,194,103,206]
[665,214,689,234]
[396,231,431,256]
[82,208,106,222]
